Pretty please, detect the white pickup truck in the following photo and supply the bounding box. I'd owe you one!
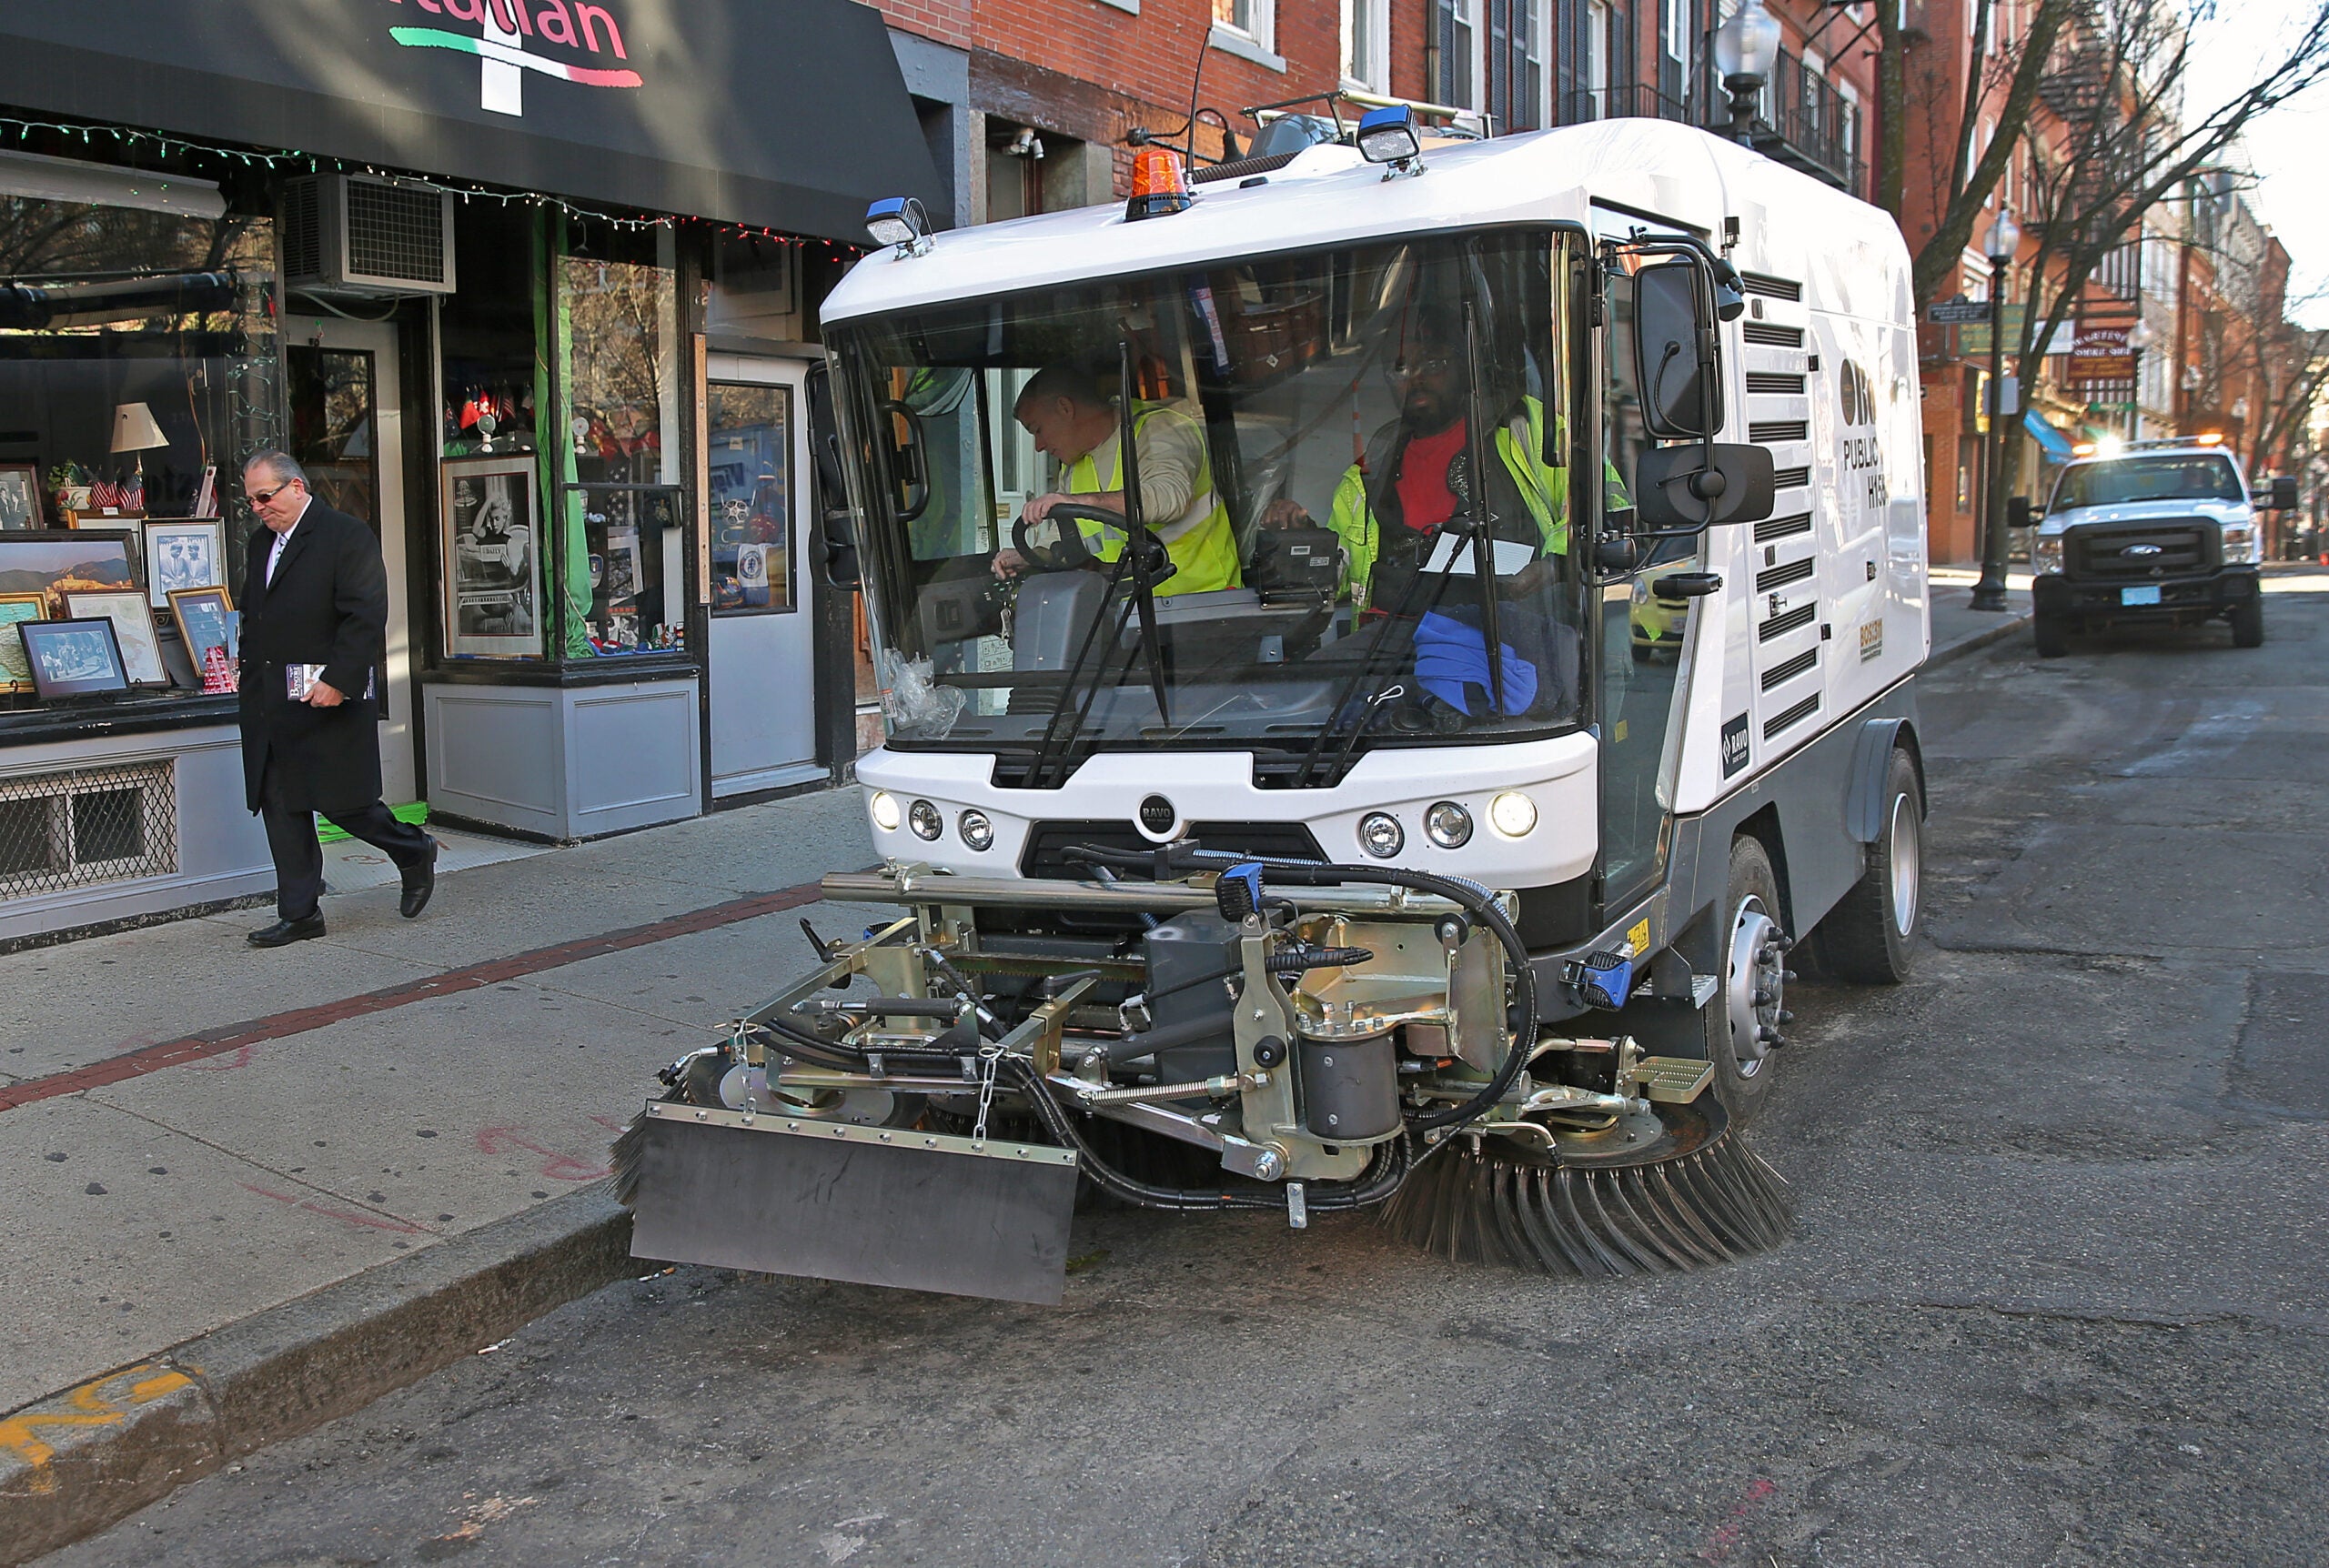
[2021,437,2296,657]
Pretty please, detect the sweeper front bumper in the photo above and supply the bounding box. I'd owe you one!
[614,853,1790,1303]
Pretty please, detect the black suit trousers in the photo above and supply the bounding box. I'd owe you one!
[261,762,432,921]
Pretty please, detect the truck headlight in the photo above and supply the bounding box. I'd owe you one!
[2222,523,2259,563]
[2032,535,2063,575]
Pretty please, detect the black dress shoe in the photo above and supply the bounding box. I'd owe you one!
[248,914,327,948]
[399,838,440,919]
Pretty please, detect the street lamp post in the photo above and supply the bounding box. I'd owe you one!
[2125,318,2155,440]
[1971,207,2022,612]
[1712,0,1781,146]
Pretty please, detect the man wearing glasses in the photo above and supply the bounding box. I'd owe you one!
[237,450,439,948]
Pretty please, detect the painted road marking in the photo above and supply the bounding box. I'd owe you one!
[0,1365,195,1493]
[0,879,827,1116]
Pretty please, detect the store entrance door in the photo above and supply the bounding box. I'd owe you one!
[706,355,819,797]
[286,318,416,804]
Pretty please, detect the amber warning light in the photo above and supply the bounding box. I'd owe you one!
[1125,148,1193,221]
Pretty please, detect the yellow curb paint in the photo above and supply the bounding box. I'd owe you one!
[0,1365,195,1493]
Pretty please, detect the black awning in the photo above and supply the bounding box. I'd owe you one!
[0,1,941,243]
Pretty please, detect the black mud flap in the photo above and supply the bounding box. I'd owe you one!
[626,1103,1081,1306]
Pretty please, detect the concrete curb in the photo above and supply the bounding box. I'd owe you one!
[1927,608,2032,668]
[0,1188,634,1565]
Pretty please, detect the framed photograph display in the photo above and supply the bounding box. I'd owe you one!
[0,463,40,530]
[167,586,238,692]
[0,591,43,691]
[440,455,543,658]
[20,616,129,699]
[61,588,168,686]
[0,529,140,617]
[143,518,227,608]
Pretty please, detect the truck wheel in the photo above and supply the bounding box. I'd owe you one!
[2032,613,2070,658]
[1821,749,1923,984]
[1704,834,1787,1125]
[2230,596,2264,648]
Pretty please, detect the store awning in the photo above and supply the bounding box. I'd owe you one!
[0,1,942,243]
[2023,409,2075,462]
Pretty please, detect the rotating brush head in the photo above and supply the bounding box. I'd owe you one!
[1376,1104,1793,1275]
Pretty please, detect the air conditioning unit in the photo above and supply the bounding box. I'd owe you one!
[281,176,456,297]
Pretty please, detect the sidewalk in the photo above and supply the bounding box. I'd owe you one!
[0,569,2026,1561]
[1926,565,2034,664]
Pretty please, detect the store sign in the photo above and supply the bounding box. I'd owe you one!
[0,1,941,238]
[2068,323,2136,384]
[386,1,642,116]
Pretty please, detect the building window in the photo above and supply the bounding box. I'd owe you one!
[1345,0,1391,90]
[1437,0,1477,110]
[1485,0,1546,129]
[1215,0,1275,52]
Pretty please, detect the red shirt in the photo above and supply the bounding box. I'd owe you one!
[1393,420,1467,531]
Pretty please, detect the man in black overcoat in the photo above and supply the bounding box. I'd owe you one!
[237,450,439,947]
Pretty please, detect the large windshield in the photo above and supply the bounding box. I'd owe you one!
[2052,453,2243,510]
[827,229,1588,784]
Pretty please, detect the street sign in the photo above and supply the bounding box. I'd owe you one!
[1928,298,1992,324]
[1956,303,2026,357]
[2069,322,2136,383]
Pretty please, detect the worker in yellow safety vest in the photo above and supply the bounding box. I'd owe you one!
[1263,343,1624,613]
[993,363,1240,597]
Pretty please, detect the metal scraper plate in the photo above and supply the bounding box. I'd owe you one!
[627,1102,1081,1306]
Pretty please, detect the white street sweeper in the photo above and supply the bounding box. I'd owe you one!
[618,109,1931,1303]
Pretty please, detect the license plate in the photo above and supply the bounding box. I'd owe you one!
[2122,585,2162,606]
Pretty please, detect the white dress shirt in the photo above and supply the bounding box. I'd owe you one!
[265,495,314,587]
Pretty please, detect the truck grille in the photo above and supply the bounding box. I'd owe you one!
[2065,520,2217,579]
[1019,820,1325,879]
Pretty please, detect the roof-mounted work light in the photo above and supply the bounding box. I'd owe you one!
[865,196,932,256]
[1124,147,1193,221]
[1356,105,1423,174]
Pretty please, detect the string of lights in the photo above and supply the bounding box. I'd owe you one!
[0,113,864,257]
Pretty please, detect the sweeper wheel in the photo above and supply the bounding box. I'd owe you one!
[1376,1100,1793,1276]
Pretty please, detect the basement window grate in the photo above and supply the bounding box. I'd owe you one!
[0,760,176,898]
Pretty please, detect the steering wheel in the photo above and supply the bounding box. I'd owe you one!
[1013,502,1129,572]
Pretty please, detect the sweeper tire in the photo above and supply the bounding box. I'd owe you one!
[1705,834,1785,1127]
[1820,748,1923,985]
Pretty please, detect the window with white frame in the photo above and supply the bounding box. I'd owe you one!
[1437,0,1477,111]
[1215,0,1275,52]
[1345,0,1391,90]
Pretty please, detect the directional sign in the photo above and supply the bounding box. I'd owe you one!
[1927,299,1993,324]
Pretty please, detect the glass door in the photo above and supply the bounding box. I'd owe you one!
[706,355,819,795]
[287,318,415,804]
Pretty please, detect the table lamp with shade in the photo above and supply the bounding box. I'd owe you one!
[110,401,167,508]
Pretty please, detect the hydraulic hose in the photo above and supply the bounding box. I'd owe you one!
[1064,845,1538,1135]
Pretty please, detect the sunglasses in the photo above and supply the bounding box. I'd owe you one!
[247,480,300,506]
[1395,356,1455,379]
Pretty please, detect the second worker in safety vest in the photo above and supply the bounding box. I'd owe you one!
[992,363,1240,597]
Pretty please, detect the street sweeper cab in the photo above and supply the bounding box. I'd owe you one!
[619,115,1931,1302]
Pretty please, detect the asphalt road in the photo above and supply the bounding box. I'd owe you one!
[46,571,2329,1567]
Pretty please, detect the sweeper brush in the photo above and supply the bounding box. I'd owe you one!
[1377,1101,1794,1275]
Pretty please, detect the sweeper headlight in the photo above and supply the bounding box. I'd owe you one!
[869,790,901,831]
[908,799,943,840]
[864,196,932,256]
[1357,810,1405,859]
[1488,790,1538,839]
[1356,105,1422,167]
[958,809,995,851]
[1424,801,1474,849]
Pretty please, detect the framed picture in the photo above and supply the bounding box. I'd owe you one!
[143,518,227,608]
[167,586,238,691]
[65,508,146,529]
[440,455,543,658]
[0,463,40,530]
[0,591,44,692]
[20,616,129,699]
[0,529,140,617]
[60,588,167,687]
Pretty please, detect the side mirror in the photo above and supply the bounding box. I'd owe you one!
[1634,443,1775,528]
[2006,495,2033,530]
[804,364,862,590]
[1631,259,1722,440]
[2269,474,2299,510]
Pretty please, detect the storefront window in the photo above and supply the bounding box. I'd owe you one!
[555,225,681,655]
[707,380,794,615]
[0,178,279,708]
